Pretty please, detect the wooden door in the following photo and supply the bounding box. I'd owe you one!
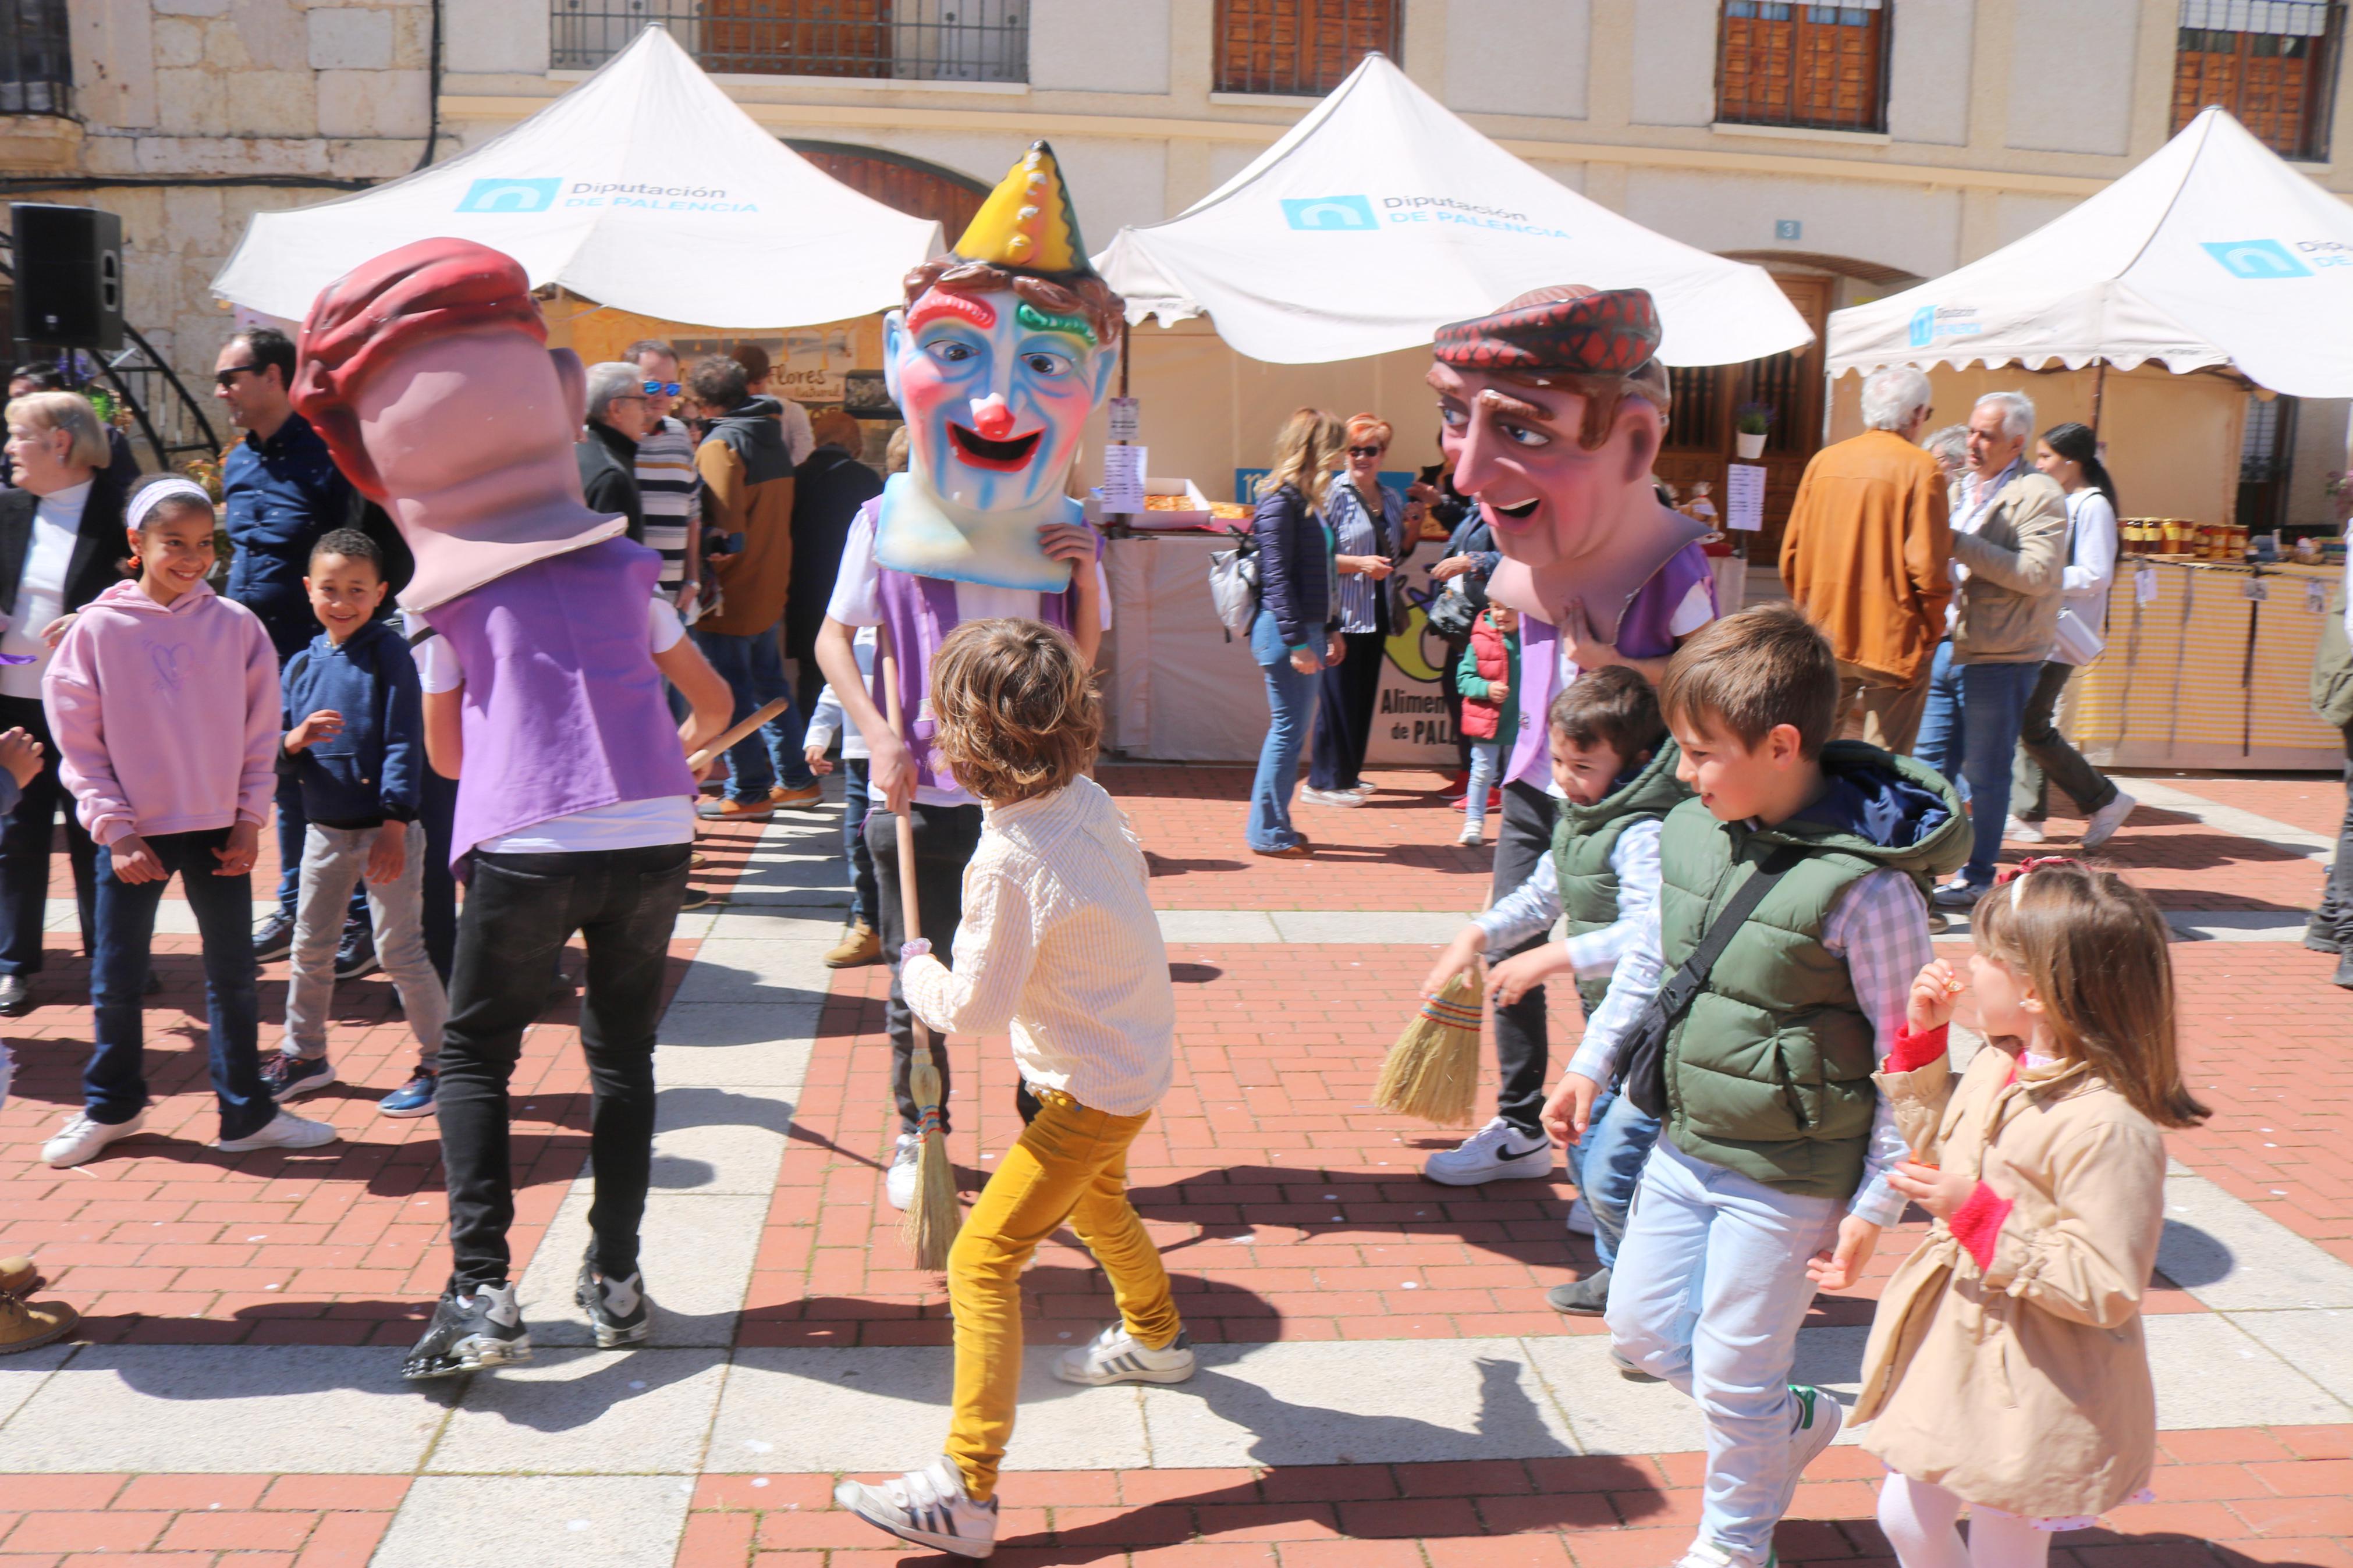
[1655,272,1832,561]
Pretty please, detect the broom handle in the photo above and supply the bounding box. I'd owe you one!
[876,621,928,1006]
[686,696,791,773]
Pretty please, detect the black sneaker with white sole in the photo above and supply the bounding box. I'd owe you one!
[401,1281,531,1379]
[575,1252,650,1348]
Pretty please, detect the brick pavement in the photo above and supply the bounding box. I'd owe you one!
[0,816,771,1345]
[8,761,2353,1567]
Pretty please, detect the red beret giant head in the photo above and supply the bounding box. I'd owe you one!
[1432,286,1661,379]
[292,239,547,500]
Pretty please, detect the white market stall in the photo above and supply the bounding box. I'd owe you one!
[1092,53,1814,765]
[212,26,939,329]
[1827,105,2353,770]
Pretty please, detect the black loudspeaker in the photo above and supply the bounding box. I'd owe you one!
[10,204,124,353]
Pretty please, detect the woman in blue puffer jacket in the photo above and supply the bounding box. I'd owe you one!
[1244,408,1344,858]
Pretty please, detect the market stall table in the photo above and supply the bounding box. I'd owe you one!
[2070,558,2344,772]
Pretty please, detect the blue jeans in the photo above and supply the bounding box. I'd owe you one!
[85,827,272,1140]
[1245,607,1321,852]
[1570,1084,1661,1270]
[1606,1137,1844,1561]
[692,624,812,801]
[1912,640,2040,887]
[1464,743,1500,827]
[842,758,879,928]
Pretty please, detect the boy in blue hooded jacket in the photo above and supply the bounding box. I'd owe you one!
[264,529,448,1118]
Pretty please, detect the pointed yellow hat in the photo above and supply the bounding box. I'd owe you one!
[953,141,1092,277]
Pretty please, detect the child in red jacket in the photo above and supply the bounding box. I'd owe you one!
[1454,605,1520,844]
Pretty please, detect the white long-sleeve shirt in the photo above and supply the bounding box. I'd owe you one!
[2053,489,2118,663]
[1568,863,1930,1229]
[901,776,1175,1117]
[802,625,875,761]
[1475,817,1665,1085]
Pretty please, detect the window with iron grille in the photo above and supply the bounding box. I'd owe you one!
[551,1,1028,83]
[0,0,72,117]
[2174,1,2341,159]
[1716,2,1890,134]
[1215,0,1400,96]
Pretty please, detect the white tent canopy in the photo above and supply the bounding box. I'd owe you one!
[1094,55,1812,367]
[212,27,939,330]
[1829,108,2353,397]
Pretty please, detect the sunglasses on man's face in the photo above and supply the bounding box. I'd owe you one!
[643,380,682,397]
[214,365,262,388]
[1348,445,1385,458]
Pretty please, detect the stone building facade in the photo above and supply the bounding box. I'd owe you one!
[8,0,2351,528]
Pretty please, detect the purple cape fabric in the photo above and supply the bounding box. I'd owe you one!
[1506,542,1717,788]
[863,497,1088,794]
[421,536,695,864]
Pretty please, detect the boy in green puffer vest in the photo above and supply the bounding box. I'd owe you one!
[1421,667,1685,1322]
[1581,605,1968,1568]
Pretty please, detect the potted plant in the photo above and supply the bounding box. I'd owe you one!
[1734,402,1774,460]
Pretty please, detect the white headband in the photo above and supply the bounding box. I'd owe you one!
[127,478,214,534]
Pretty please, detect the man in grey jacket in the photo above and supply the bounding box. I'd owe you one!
[1913,390,2067,905]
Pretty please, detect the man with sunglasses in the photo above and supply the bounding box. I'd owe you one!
[217,328,379,974]
[623,341,702,615]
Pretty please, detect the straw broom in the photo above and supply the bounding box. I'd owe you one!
[877,623,960,1270]
[1374,970,1485,1126]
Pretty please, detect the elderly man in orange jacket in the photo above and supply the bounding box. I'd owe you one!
[1779,365,1952,755]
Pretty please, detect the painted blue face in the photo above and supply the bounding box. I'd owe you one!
[883,285,1110,518]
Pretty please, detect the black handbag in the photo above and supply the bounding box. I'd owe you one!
[1614,845,1805,1119]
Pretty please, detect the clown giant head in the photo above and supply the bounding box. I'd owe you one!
[1427,286,1703,638]
[876,143,1123,592]
[292,239,621,611]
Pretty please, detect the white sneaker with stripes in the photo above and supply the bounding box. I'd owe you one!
[835,1456,997,1559]
[1053,1323,1196,1386]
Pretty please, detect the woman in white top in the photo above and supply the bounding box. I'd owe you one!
[0,393,133,1016]
[2011,421,2136,849]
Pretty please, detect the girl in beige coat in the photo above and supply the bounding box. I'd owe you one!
[1855,859,2208,1566]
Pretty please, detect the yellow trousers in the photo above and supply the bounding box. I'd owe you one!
[945,1088,1180,1501]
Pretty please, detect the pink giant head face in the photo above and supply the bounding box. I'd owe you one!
[1428,286,1670,568]
[293,239,617,609]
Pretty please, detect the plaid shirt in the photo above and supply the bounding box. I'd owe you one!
[1567,862,1928,1228]
[1478,819,1664,1078]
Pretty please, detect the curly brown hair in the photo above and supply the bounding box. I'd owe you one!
[902,257,1125,351]
[928,618,1102,805]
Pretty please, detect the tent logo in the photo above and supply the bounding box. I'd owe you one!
[2202,239,2312,279]
[1282,195,1377,231]
[1908,305,1982,347]
[1908,307,1936,347]
[457,177,562,214]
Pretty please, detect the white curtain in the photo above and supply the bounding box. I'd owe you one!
[2179,1,2331,37]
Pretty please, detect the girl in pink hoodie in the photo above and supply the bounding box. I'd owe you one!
[37,477,338,1169]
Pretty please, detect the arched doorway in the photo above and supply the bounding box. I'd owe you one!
[785,141,989,239]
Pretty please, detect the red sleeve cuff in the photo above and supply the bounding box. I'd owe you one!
[1949,1181,2013,1270]
[1883,1022,1949,1075]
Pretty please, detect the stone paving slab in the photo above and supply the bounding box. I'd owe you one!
[374,1474,694,1568]
[425,1347,729,1475]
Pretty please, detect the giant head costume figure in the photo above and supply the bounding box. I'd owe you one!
[292,238,622,611]
[290,237,693,863]
[1428,286,1706,642]
[877,141,1123,592]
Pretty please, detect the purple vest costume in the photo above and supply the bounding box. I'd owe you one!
[860,496,1087,797]
[1506,542,1717,788]
[421,536,695,864]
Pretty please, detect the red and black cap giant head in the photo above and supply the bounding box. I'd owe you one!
[1433,285,1661,379]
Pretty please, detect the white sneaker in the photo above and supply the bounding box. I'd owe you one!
[1457,822,1484,845]
[215,1108,338,1153]
[1787,1381,1844,1481]
[1564,1195,1596,1235]
[1056,1323,1196,1386]
[2005,815,2046,844]
[1298,787,1365,809]
[1422,1116,1556,1185]
[1672,1541,1772,1568]
[885,1132,921,1211]
[2081,791,2138,849]
[42,1110,146,1168]
[835,1455,998,1559]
